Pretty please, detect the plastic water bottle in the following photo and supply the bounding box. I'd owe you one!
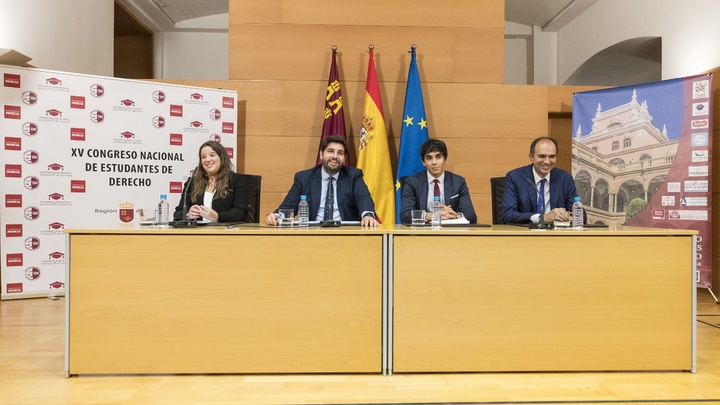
[298,195,309,227]
[157,194,169,226]
[572,196,584,229]
[431,196,442,229]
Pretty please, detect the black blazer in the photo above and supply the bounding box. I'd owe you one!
[173,172,248,222]
[400,170,477,224]
[276,165,375,221]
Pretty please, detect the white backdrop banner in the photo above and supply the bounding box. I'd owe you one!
[1,65,237,299]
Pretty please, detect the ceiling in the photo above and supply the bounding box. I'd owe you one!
[118,0,598,33]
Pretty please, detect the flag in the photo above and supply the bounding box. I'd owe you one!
[394,47,429,223]
[357,48,395,224]
[317,47,351,165]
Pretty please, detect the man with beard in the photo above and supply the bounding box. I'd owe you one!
[501,136,582,225]
[266,136,378,227]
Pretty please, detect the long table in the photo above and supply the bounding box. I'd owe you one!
[65,225,696,376]
[65,226,386,375]
[391,225,697,373]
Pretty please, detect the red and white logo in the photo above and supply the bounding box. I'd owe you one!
[48,252,64,259]
[5,137,21,150]
[4,105,21,119]
[46,77,62,85]
[169,133,183,146]
[152,90,166,103]
[90,110,105,123]
[24,237,40,250]
[6,253,23,267]
[70,127,86,141]
[23,150,39,164]
[70,95,86,109]
[49,281,65,289]
[24,176,40,190]
[6,224,22,237]
[209,108,221,120]
[222,122,234,133]
[22,91,38,105]
[222,97,234,108]
[170,104,183,117]
[5,164,22,178]
[48,222,64,230]
[209,134,221,142]
[7,283,23,293]
[120,99,135,107]
[5,194,22,208]
[152,115,165,128]
[169,181,183,193]
[90,84,105,97]
[25,267,41,281]
[22,122,38,136]
[46,109,62,117]
[4,73,21,88]
[120,131,135,139]
[70,180,86,193]
[24,206,40,221]
[190,93,203,100]
[190,120,203,128]
[48,193,64,201]
[47,163,64,171]
[226,147,234,159]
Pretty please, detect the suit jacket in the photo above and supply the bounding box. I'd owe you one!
[501,164,579,224]
[173,172,248,222]
[276,165,375,221]
[400,170,477,224]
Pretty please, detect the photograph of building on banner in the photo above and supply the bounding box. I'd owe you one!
[572,74,712,287]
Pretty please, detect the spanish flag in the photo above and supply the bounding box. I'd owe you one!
[357,47,395,224]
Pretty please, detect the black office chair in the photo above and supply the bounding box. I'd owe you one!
[490,177,506,224]
[239,174,262,223]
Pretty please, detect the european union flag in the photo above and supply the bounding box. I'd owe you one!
[395,47,429,223]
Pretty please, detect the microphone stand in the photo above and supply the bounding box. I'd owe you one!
[170,179,198,228]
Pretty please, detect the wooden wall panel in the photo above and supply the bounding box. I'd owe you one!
[547,85,606,113]
[230,0,503,28]
[229,25,503,83]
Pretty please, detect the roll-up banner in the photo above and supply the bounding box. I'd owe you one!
[572,74,712,288]
[1,65,238,299]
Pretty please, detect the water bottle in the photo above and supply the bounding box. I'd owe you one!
[157,194,169,226]
[298,195,309,227]
[572,196,584,229]
[431,196,442,229]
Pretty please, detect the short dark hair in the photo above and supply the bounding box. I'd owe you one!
[529,137,558,155]
[320,135,348,154]
[419,139,448,160]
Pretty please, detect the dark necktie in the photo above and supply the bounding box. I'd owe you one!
[324,176,334,221]
[433,179,441,202]
[537,178,546,215]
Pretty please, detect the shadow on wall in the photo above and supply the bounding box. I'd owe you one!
[564,36,661,86]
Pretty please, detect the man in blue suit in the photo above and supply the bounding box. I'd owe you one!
[400,139,477,224]
[502,137,580,225]
[265,136,378,227]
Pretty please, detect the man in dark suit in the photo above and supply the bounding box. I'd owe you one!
[501,136,580,224]
[400,139,477,224]
[265,136,378,227]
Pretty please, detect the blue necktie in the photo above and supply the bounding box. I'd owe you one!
[537,179,546,215]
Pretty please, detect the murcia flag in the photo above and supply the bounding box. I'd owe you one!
[357,47,394,224]
[317,47,351,165]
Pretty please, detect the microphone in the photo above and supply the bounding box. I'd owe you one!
[522,175,553,230]
[170,178,198,228]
